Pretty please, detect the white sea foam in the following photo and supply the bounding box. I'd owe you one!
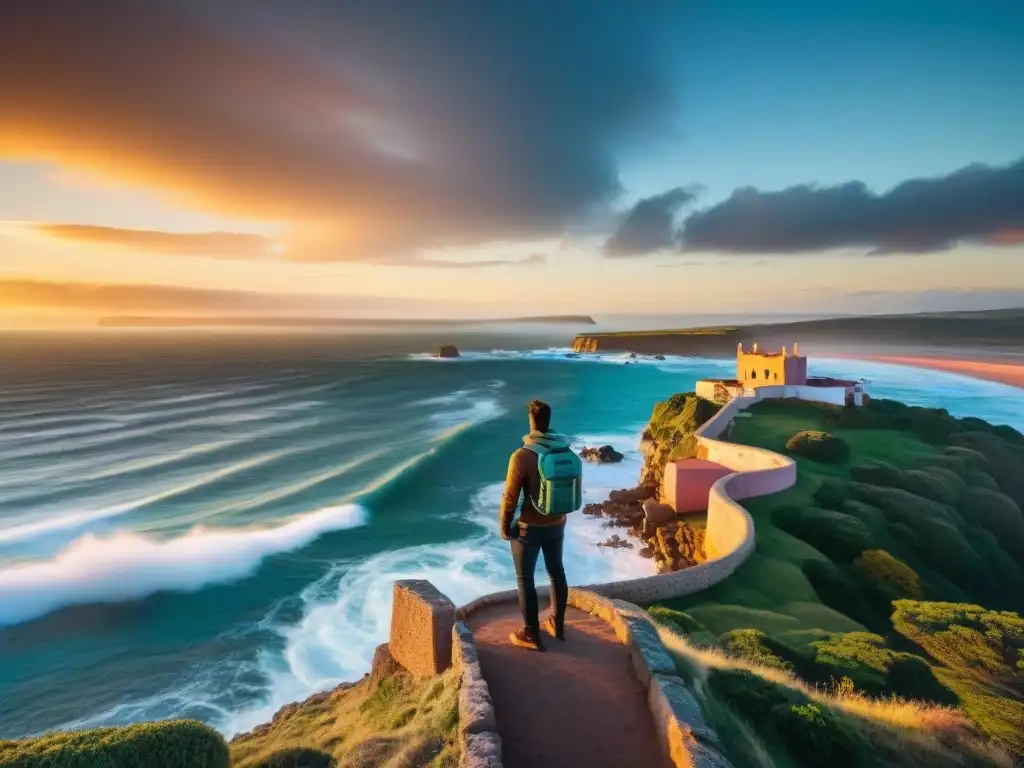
[0,504,368,628]
[219,428,652,735]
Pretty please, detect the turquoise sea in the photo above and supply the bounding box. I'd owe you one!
[0,331,1022,738]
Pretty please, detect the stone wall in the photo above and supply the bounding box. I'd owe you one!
[453,621,502,768]
[569,589,733,768]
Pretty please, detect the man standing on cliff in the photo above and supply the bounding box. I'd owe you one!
[500,400,583,651]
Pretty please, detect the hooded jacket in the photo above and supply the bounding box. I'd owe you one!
[499,430,572,533]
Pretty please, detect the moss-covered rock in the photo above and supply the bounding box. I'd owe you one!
[639,392,721,492]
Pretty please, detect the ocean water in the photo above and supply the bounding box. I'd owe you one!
[0,332,1021,739]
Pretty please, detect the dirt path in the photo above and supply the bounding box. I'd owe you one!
[467,603,670,768]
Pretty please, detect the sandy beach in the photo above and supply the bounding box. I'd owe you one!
[852,355,1024,390]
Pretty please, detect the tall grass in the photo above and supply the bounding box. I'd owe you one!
[655,623,1014,768]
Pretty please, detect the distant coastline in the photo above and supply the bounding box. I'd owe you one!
[571,307,1023,359]
[842,354,1024,390]
[98,314,598,328]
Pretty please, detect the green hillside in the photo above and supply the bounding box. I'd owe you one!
[647,397,1024,765]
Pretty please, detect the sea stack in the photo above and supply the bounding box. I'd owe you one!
[435,344,461,359]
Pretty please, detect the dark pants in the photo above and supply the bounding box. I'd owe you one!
[511,523,568,637]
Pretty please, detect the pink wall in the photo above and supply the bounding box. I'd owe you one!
[665,459,733,513]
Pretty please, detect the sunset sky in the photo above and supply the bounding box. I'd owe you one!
[2,0,1023,327]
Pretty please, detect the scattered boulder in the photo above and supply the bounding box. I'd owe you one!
[597,535,633,549]
[654,354,666,360]
[580,445,625,463]
[435,344,461,358]
[610,486,657,505]
[643,498,676,525]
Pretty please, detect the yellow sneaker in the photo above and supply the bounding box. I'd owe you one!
[543,615,565,641]
[509,628,545,651]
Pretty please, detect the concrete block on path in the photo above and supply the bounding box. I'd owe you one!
[389,579,455,677]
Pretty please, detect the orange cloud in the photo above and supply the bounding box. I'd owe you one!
[0,277,477,315]
[0,3,685,259]
[29,224,276,259]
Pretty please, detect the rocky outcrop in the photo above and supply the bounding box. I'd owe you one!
[573,336,600,353]
[436,344,461,358]
[580,445,624,463]
[639,393,721,499]
[584,485,705,573]
[597,534,633,549]
[650,521,706,573]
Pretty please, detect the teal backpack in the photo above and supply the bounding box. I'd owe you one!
[523,442,583,516]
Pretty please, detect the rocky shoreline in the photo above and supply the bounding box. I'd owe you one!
[585,485,707,573]
[583,392,723,574]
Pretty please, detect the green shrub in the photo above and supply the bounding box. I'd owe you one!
[707,669,863,768]
[958,417,1024,445]
[854,549,923,600]
[897,468,965,505]
[778,702,863,768]
[849,462,900,487]
[801,559,886,632]
[965,470,1001,491]
[772,505,874,562]
[851,465,963,505]
[785,431,849,464]
[951,431,1024,510]
[812,478,848,510]
[959,486,1024,559]
[847,483,993,590]
[721,629,794,671]
[882,523,922,563]
[251,746,336,768]
[810,631,956,704]
[895,406,958,444]
[647,606,709,636]
[706,668,799,721]
[945,445,989,470]
[891,600,1024,685]
[0,720,229,768]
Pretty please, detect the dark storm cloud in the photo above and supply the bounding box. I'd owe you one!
[678,157,1024,254]
[603,187,697,256]
[0,1,687,260]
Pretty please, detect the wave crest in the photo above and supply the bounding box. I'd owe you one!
[0,504,367,628]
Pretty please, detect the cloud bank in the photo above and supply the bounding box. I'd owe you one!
[604,157,1024,257]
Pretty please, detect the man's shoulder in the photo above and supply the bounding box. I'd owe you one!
[510,445,537,464]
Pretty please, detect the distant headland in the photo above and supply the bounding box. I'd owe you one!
[572,307,1024,384]
[98,314,597,328]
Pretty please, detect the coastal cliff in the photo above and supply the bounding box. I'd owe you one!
[639,392,722,497]
[571,307,1024,358]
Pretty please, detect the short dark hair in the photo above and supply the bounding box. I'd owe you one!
[527,400,551,432]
